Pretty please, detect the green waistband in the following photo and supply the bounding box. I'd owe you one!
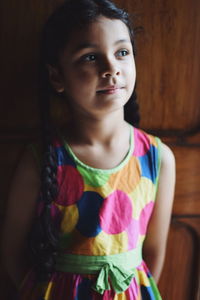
[56,246,143,294]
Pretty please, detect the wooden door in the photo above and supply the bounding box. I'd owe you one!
[121,0,200,298]
[0,0,200,299]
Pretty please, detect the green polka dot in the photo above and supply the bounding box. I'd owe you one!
[77,165,110,187]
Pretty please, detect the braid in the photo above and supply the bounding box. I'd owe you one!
[29,136,59,282]
[29,58,59,282]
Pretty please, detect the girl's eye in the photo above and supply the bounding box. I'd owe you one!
[117,49,129,57]
[82,54,97,62]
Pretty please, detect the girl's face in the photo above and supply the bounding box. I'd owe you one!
[50,16,136,119]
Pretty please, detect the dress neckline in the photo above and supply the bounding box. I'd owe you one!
[62,125,135,174]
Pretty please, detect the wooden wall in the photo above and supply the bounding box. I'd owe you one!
[117,1,200,298]
[0,0,200,299]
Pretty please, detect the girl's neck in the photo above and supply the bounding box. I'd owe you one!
[63,109,129,147]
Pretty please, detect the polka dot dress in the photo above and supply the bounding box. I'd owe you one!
[20,127,162,300]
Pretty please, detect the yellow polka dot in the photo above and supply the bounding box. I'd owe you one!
[56,204,79,233]
[138,269,150,286]
[129,177,155,219]
[91,231,128,255]
[66,230,128,256]
[114,292,128,300]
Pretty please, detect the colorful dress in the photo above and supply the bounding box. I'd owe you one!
[20,126,162,300]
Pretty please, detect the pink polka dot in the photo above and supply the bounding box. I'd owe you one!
[56,165,84,206]
[126,218,140,250]
[139,201,154,235]
[133,129,150,157]
[99,190,132,234]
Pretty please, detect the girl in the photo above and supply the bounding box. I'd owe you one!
[1,0,175,299]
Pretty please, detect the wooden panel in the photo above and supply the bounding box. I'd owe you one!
[186,132,200,145]
[0,0,64,132]
[116,0,200,131]
[159,218,200,299]
[171,145,200,215]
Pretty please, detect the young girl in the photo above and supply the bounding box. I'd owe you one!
[1,0,175,299]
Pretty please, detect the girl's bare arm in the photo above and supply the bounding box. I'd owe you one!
[143,142,176,283]
[1,148,40,287]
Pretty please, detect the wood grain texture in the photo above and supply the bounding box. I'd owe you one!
[0,0,64,132]
[159,218,200,299]
[171,145,200,215]
[117,0,200,131]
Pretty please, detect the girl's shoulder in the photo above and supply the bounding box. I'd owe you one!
[159,142,175,171]
[132,126,175,176]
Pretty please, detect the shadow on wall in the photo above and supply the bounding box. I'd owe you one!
[0,263,18,299]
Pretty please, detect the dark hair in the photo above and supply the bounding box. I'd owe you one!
[30,0,140,283]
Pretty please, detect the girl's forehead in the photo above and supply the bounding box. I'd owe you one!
[65,16,131,51]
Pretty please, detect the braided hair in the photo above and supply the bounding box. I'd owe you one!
[29,0,140,283]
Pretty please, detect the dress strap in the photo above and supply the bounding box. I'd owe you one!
[55,246,142,294]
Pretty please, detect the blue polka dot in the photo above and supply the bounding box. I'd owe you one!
[76,191,103,237]
[56,146,76,167]
[138,145,158,184]
[75,278,93,300]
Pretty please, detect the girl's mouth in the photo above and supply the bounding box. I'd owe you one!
[97,87,123,94]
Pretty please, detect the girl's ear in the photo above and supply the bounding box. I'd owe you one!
[47,64,65,93]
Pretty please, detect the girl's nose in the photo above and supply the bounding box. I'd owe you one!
[101,58,120,78]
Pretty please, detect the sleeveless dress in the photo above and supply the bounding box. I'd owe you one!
[19,126,163,300]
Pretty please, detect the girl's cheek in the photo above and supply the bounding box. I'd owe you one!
[126,62,136,76]
[75,69,96,82]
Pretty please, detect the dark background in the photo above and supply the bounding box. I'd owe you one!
[0,0,200,299]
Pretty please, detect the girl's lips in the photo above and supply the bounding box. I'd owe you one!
[97,87,123,94]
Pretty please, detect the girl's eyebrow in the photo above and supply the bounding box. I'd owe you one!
[73,43,98,53]
[72,39,131,54]
[114,39,131,45]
